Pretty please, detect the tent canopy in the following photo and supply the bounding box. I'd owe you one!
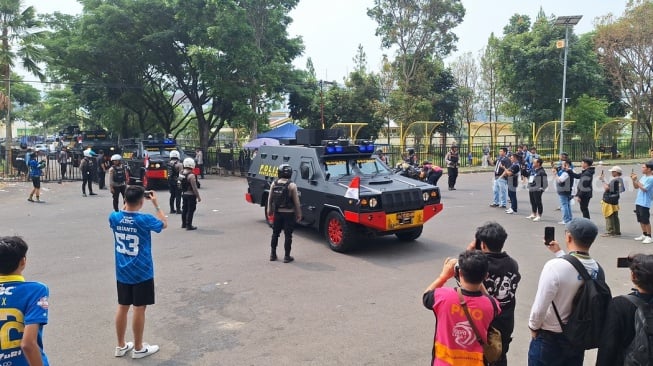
[257,123,302,139]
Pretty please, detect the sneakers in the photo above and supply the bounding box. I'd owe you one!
[505,208,515,214]
[489,203,499,207]
[634,235,646,241]
[132,343,159,359]
[600,233,615,237]
[558,221,568,225]
[532,216,541,222]
[115,342,134,357]
[526,214,536,219]
[643,237,653,244]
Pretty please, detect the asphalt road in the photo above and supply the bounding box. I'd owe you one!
[1,166,650,365]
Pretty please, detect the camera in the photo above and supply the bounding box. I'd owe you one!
[617,257,632,268]
[144,190,153,199]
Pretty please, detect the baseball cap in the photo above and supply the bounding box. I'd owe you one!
[565,218,598,245]
[608,166,622,173]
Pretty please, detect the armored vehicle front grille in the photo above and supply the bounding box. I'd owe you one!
[381,190,422,213]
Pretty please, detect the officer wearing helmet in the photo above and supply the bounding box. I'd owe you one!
[180,157,201,230]
[167,150,183,214]
[80,149,97,197]
[266,164,302,263]
[108,154,129,211]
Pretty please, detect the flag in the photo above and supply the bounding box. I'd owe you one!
[345,176,360,200]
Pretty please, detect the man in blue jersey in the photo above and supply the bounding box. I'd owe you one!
[0,236,50,366]
[109,185,167,359]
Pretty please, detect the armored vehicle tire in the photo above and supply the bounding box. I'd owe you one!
[263,204,273,228]
[395,227,423,241]
[324,211,357,252]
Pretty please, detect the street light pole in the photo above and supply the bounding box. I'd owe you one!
[554,15,582,157]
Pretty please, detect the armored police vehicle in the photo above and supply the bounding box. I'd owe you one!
[121,138,200,189]
[245,130,443,252]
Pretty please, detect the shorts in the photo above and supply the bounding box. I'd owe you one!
[117,278,155,306]
[31,176,41,189]
[636,204,650,225]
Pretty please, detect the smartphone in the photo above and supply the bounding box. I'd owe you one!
[617,257,631,268]
[544,226,555,246]
[144,190,153,199]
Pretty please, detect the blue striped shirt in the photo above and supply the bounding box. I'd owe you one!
[109,211,163,284]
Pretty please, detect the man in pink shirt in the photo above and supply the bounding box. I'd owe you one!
[423,250,501,366]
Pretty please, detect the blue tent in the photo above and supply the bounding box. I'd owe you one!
[257,123,302,139]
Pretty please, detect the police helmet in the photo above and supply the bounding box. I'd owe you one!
[111,154,121,161]
[169,150,180,159]
[83,150,92,157]
[183,157,196,168]
[278,164,292,178]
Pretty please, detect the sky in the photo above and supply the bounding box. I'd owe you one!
[25,0,627,82]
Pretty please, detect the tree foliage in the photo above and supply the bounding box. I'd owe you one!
[595,0,653,144]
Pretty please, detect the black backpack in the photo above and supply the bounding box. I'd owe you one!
[270,179,292,210]
[553,254,612,350]
[623,295,653,366]
[177,172,189,191]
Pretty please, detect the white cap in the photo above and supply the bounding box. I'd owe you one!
[111,154,121,161]
[608,166,622,173]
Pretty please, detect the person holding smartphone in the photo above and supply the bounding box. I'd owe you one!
[466,222,520,366]
[108,186,167,359]
[600,166,625,237]
[631,160,653,243]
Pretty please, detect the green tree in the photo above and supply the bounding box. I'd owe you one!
[368,0,464,128]
[1,0,45,170]
[595,0,653,145]
[565,94,609,143]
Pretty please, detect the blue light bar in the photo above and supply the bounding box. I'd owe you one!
[163,138,176,145]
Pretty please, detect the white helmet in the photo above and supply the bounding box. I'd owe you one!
[183,157,196,168]
[169,150,180,159]
[111,154,121,161]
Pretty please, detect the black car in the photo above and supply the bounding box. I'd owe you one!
[245,130,443,252]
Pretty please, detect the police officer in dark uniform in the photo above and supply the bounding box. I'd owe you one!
[266,164,302,263]
[167,150,183,214]
[97,150,110,189]
[80,150,97,197]
[108,154,128,211]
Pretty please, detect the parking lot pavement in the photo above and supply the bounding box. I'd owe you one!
[1,169,648,365]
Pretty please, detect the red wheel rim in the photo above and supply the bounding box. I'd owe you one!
[328,218,343,245]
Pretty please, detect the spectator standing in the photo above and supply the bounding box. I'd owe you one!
[505,153,521,214]
[631,160,653,243]
[0,236,50,365]
[482,144,490,168]
[554,160,574,224]
[467,150,473,166]
[27,152,45,203]
[58,146,68,183]
[109,186,167,359]
[527,158,548,222]
[599,166,625,237]
[194,148,204,179]
[490,148,510,208]
[422,250,500,366]
[444,145,460,191]
[528,218,604,366]
[596,253,653,365]
[567,157,595,219]
[466,222,520,366]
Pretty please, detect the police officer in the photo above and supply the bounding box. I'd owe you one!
[180,158,201,230]
[108,154,128,211]
[80,150,97,197]
[266,164,302,263]
[167,151,183,214]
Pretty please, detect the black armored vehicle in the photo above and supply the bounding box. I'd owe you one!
[245,129,443,252]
